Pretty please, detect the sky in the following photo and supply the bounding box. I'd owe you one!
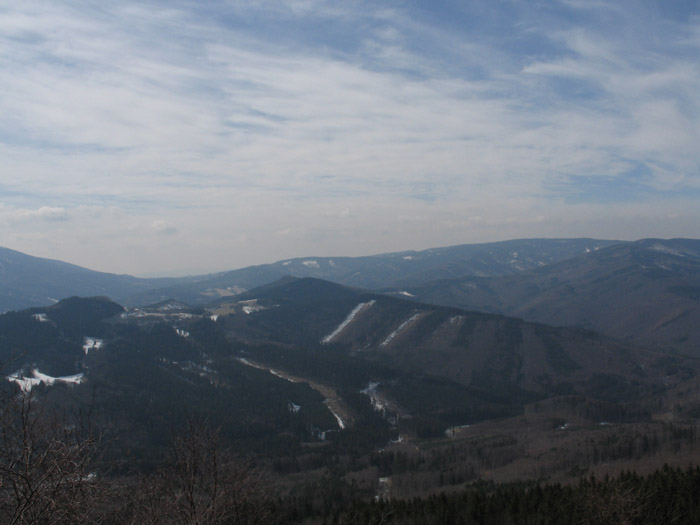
[1,0,699,276]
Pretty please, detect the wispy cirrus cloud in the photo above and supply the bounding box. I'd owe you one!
[0,1,698,274]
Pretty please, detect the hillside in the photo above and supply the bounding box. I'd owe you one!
[125,238,618,305]
[0,246,192,312]
[215,277,694,410]
[4,283,700,513]
[403,239,700,355]
[0,239,616,312]
[1,239,618,312]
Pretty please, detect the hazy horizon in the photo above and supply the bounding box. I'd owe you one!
[2,1,699,275]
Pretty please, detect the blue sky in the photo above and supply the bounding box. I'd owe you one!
[1,0,699,275]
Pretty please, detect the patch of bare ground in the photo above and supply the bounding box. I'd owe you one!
[235,357,356,426]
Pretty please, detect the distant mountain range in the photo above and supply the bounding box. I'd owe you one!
[3,258,700,496]
[0,238,616,312]
[401,239,700,355]
[0,246,189,312]
[5,237,700,355]
[2,279,692,457]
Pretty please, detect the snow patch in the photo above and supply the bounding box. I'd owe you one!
[239,299,264,314]
[329,409,346,429]
[282,260,291,266]
[380,313,421,348]
[288,402,301,413]
[321,300,376,344]
[649,243,684,257]
[33,313,48,323]
[7,369,84,392]
[397,291,414,297]
[210,314,219,321]
[270,369,297,382]
[302,260,320,268]
[175,328,190,338]
[362,382,387,412]
[402,255,414,260]
[82,337,104,355]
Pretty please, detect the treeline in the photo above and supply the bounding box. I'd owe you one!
[284,466,700,524]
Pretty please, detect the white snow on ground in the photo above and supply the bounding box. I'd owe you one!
[82,337,104,355]
[380,313,421,348]
[282,260,291,266]
[650,243,685,257]
[402,255,414,260]
[288,402,301,413]
[237,357,255,367]
[302,260,320,268]
[321,300,376,344]
[210,315,219,321]
[237,358,297,383]
[33,313,48,322]
[331,410,346,430]
[397,291,414,297]
[7,369,84,392]
[239,299,264,314]
[175,328,190,337]
[362,382,387,412]
[270,369,297,382]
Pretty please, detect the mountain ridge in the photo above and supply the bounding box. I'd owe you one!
[403,238,700,355]
[0,238,621,311]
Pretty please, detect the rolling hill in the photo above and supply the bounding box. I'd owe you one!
[214,277,693,406]
[121,238,620,305]
[0,246,193,312]
[4,277,700,510]
[1,238,618,312]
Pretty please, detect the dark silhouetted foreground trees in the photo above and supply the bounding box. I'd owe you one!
[0,389,275,525]
[122,418,274,525]
[0,391,105,524]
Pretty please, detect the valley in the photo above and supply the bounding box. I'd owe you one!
[1,238,700,522]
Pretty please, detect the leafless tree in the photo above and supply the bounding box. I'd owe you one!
[122,418,275,525]
[579,476,646,525]
[0,388,105,524]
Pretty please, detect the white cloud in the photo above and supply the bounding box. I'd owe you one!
[0,1,698,275]
[0,205,70,223]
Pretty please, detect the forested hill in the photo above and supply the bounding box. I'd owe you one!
[403,238,700,355]
[3,288,700,521]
